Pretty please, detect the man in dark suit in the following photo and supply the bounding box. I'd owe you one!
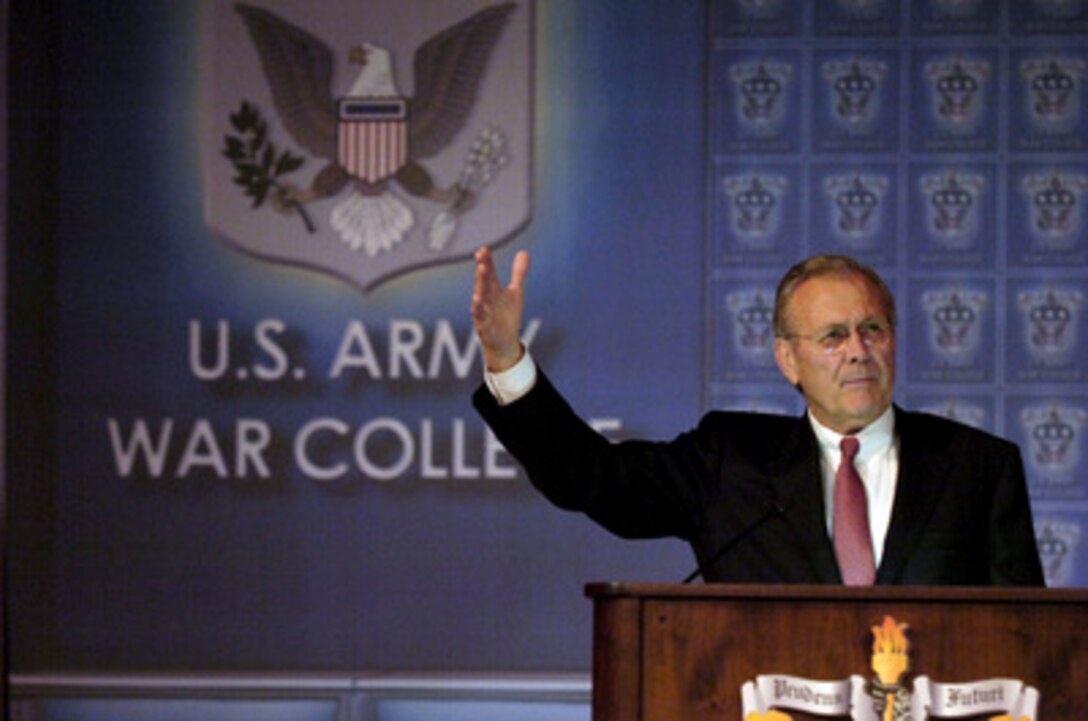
[470,248,1044,586]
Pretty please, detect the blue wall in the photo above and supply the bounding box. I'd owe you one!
[7,0,1086,679]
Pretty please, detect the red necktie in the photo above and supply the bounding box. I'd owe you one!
[834,436,876,586]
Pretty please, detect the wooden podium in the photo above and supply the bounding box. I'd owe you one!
[586,583,1088,720]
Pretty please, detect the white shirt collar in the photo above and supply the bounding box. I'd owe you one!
[808,405,895,464]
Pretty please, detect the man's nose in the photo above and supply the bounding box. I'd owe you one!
[843,330,871,360]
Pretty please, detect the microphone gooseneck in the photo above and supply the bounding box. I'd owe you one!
[681,499,788,584]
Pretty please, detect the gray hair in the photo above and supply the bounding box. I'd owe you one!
[773,255,897,337]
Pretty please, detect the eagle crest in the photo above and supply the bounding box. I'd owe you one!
[234,2,517,256]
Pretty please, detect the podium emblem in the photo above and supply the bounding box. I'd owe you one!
[741,615,1040,720]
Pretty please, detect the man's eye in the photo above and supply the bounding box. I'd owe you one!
[821,329,848,345]
[861,321,887,336]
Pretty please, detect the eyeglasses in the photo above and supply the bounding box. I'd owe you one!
[781,319,892,355]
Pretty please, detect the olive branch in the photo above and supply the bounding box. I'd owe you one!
[222,101,315,233]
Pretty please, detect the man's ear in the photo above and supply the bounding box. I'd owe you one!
[774,337,799,386]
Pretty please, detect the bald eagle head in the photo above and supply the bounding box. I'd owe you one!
[347,43,399,97]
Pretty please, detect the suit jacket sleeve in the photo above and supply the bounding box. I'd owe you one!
[473,370,722,540]
[987,443,1045,586]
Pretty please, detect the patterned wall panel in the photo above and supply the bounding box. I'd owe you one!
[706,0,1088,587]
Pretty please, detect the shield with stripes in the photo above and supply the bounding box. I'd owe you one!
[338,97,409,183]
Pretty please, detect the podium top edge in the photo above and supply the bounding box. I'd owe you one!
[584,581,1088,603]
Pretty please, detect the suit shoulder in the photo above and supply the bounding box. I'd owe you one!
[698,409,802,430]
[692,409,805,445]
[898,408,1018,453]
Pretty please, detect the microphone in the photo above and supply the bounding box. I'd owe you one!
[681,498,789,583]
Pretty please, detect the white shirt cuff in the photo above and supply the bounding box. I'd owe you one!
[484,349,538,406]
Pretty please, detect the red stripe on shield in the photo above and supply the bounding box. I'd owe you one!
[339,120,407,183]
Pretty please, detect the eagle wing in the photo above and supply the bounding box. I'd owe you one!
[235,3,339,159]
[408,3,517,160]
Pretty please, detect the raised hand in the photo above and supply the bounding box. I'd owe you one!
[471,246,530,372]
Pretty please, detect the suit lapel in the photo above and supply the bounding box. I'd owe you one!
[876,408,950,584]
[768,417,842,584]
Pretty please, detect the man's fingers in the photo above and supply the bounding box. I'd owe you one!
[474,246,530,295]
[508,250,530,292]
[474,247,500,299]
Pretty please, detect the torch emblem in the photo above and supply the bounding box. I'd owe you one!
[740,615,1040,720]
[869,617,912,721]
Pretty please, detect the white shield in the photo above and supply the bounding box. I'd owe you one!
[201,0,533,292]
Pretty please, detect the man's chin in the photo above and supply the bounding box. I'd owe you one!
[839,397,889,422]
